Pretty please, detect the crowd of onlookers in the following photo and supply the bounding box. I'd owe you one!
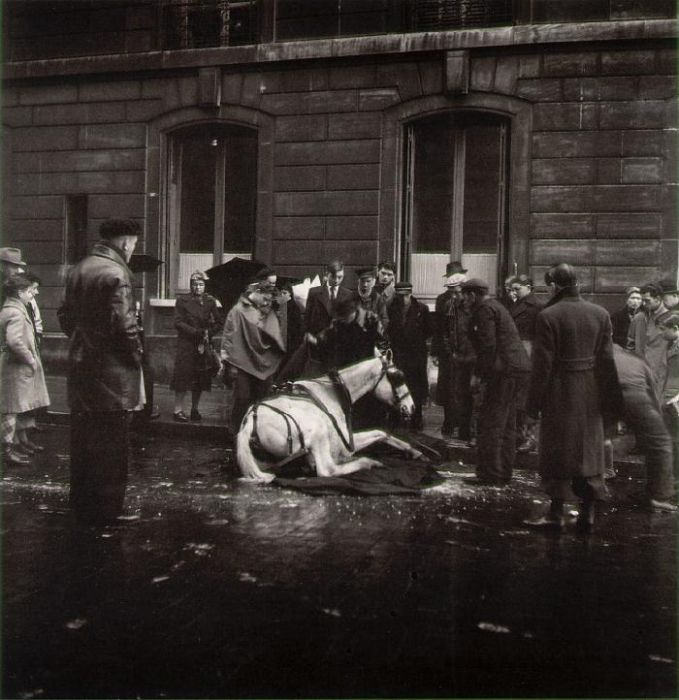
[1,218,678,527]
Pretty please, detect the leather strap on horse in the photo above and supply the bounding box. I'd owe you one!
[249,401,308,467]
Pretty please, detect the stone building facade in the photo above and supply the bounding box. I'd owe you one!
[2,1,677,378]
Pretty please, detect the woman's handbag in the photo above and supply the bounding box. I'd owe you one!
[198,334,221,379]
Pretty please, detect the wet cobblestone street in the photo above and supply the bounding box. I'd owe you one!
[2,424,677,699]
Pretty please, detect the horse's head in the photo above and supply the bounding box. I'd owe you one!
[372,351,415,418]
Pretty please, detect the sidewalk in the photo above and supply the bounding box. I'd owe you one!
[43,375,644,475]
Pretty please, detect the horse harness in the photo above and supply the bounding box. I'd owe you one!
[248,357,410,467]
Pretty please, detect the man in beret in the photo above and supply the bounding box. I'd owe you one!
[461,278,530,486]
[525,263,621,532]
[58,219,143,526]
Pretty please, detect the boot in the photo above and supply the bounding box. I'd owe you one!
[576,501,596,533]
[524,499,564,530]
[4,445,31,465]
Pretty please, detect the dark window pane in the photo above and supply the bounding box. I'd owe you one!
[180,137,217,252]
[223,129,258,253]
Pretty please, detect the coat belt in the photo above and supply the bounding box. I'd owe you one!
[556,356,595,371]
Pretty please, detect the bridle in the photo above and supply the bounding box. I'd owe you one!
[374,354,412,410]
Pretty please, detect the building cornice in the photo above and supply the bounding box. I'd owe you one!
[4,19,677,81]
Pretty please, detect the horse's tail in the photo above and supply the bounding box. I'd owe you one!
[235,410,276,484]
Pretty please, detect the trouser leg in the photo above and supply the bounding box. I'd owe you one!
[662,407,679,482]
[477,374,515,481]
[70,411,129,524]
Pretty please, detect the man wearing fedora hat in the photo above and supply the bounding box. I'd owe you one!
[432,268,475,440]
[0,248,27,301]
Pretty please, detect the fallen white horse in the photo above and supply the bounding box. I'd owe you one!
[236,353,424,483]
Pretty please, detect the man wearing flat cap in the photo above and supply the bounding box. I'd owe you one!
[58,218,143,526]
[432,268,475,440]
[388,281,431,430]
[354,266,389,331]
[461,277,530,486]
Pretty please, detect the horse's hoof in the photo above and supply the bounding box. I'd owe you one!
[411,450,424,460]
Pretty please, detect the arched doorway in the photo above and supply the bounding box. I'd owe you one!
[400,110,510,302]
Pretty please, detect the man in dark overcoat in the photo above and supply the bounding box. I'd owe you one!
[431,269,475,440]
[509,274,545,453]
[461,278,530,485]
[58,219,143,525]
[525,263,621,532]
[388,281,431,431]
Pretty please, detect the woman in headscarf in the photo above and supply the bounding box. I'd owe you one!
[170,270,221,422]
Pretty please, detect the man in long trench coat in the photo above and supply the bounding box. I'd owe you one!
[524,263,621,532]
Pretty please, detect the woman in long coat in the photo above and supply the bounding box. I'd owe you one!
[0,275,50,464]
[170,270,220,422]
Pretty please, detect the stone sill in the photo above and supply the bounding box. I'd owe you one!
[5,19,677,81]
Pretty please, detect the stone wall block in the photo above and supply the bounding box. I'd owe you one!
[596,213,660,238]
[563,76,641,101]
[516,78,563,102]
[326,216,378,240]
[221,73,244,104]
[16,149,146,173]
[10,195,63,220]
[79,80,141,102]
[532,186,588,212]
[3,88,19,107]
[275,140,380,166]
[358,88,399,111]
[77,170,146,193]
[595,158,621,184]
[470,57,496,92]
[88,194,145,218]
[273,240,323,264]
[273,217,324,240]
[33,102,127,126]
[533,131,622,158]
[533,103,598,130]
[24,241,63,265]
[3,107,32,127]
[241,73,264,109]
[10,219,64,241]
[327,164,380,190]
[376,63,422,101]
[591,184,660,211]
[329,65,377,90]
[622,130,666,156]
[656,48,678,74]
[531,239,594,265]
[279,67,329,93]
[518,55,540,79]
[328,112,382,139]
[323,240,377,265]
[15,172,77,196]
[601,50,656,75]
[418,59,443,95]
[79,123,146,149]
[599,100,669,129]
[275,115,326,142]
[594,239,659,265]
[542,52,599,77]
[125,100,162,122]
[530,213,595,238]
[531,159,595,185]
[621,157,664,183]
[638,75,677,99]
[19,84,77,105]
[263,90,356,115]
[596,266,659,291]
[12,126,78,152]
[274,165,326,191]
[274,191,378,217]
[493,56,518,95]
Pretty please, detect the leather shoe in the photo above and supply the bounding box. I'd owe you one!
[173,411,189,423]
[190,409,202,421]
[516,438,537,454]
[523,514,564,530]
[647,499,678,513]
[575,507,595,534]
[148,411,161,421]
[4,446,31,465]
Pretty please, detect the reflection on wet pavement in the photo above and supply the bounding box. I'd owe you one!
[2,425,676,699]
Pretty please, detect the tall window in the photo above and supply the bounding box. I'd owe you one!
[167,124,258,293]
[401,111,509,301]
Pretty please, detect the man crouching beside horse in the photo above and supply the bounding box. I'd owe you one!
[227,295,424,483]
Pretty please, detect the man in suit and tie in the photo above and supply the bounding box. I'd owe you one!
[304,259,353,335]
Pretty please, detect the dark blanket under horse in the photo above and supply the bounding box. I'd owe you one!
[272,451,444,496]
